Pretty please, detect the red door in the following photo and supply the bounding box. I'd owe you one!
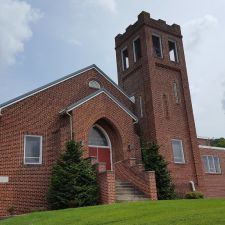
[89,146,111,170]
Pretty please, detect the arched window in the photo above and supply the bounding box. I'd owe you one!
[88,80,101,89]
[89,126,109,146]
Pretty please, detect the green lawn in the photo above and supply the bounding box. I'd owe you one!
[1,200,225,225]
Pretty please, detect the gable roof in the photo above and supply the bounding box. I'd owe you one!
[60,88,138,122]
[0,64,132,110]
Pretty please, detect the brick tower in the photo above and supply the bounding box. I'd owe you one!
[115,12,205,194]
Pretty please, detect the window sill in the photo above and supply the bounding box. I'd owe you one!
[205,172,222,175]
[174,162,185,165]
[23,163,43,167]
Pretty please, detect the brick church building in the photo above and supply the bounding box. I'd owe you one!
[0,11,225,216]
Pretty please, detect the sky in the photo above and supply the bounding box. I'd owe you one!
[0,0,225,138]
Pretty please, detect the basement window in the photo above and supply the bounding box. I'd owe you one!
[202,155,221,174]
[168,40,178,62]
[24,135,42,165]
[171,139,185,164]
[152,35,163,58]
[133,37,142,62]
[121,47,129,71]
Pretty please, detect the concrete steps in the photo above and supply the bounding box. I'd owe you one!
[115,180,149,202]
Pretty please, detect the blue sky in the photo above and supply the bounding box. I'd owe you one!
[0,0,225,137]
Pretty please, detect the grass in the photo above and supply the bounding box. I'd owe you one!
[1,200,225,225]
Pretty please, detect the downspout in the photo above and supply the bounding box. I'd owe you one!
[66,111,73,140]
[189,180,196,191]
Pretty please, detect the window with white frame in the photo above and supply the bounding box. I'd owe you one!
[171,139,185,163]
[24,135,42,164]
[202,155,221,174]
[152,34,163,58]
[168,40,178,62]
[121,47,129,71]
[133,37,142,62]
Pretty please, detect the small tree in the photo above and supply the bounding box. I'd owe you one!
[210,138,225,148]
[141,141,176,200]
[47,140,99,210]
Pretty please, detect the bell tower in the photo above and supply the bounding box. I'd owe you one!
[115,12,205,194]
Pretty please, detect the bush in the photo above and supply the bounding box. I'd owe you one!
[47,140,100,210]
[141,141,176,200]
[7,206,16,215]
[185,191,204,199]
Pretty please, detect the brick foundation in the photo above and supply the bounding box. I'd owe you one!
[97,171,116,204]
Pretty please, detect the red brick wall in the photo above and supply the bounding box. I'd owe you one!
[97,171,116,204]
[198,138,211,146]
[115,160,157,200]
[115,11,205,195]
[0,67,136,216]
[199,146,225,198]
[71,93,141,163]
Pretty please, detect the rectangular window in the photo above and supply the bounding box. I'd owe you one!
[171,139,185,164]
[121,47,129,71]
[133,37,142,62]
[152,35,163,58]
[202,155,221,174]
[24,135,42,164]
[168,40,178,62]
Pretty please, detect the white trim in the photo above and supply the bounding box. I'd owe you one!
[88,145,110,149]
[197,136,211,140]
[168,39,179,62]
[24,135,43,165]
[130,96,135,103]
[88,124,113,171]
[0,65,133,110]
[199,145,225,151]
[2,68,93,109]
[0,176,9,183]
[65,90,138,122]
[121,46,129,71]
[152,33,163,58]
[171,139,185,164]
[132,36,140,63]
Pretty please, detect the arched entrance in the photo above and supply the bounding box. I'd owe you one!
[88,125,112,170]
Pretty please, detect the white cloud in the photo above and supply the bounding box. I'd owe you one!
[183,15,218,51]
[0,0,42,68]
[81,0,117,13]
